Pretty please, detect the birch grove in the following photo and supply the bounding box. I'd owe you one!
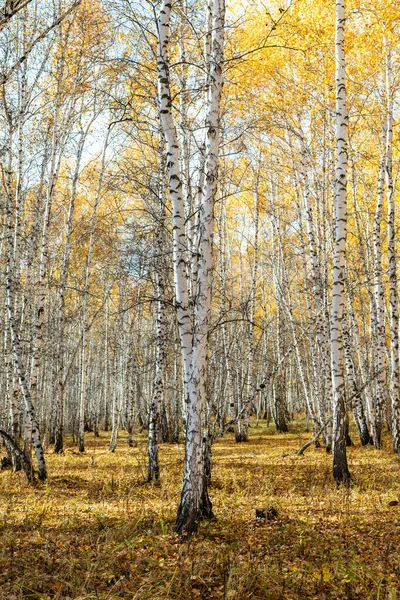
[1,0,400,538]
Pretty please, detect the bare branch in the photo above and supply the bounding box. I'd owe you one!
[0,0,34,33]
[0,0,82,85]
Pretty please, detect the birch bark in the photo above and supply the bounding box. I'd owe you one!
[4,118,47,481]
[157,0,225,535]
[299,136,332,449]
[385,50,400,453]
[157,0,192,391]
[176,0,224,536]
[244,172,260,438]
[342,309,371,445]
[54,126,89,453]
[78,130,109,452]
[331,0,351,485]
[372,150,387,449]
[148,127,168,473]
[148,216,167,480]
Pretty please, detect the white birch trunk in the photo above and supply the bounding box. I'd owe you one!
[299,137,332,448]
[331,0,351,485]
[219,196,235,421]
[294,193,323,436]
[385,51,400,453]
[244,173,260,437]
[176,0,225,535]
[148,221,167,480]
[372,150,387,449]
[29,47,67,457]
[157,1,192,389]
[342,309,371,445]
[4,124,46,481]
[156,0,225,535]
[108,300,119,453]
[54,127,88,453]
[78,130,109,452]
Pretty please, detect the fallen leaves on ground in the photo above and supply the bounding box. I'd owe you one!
[1,420,400,599]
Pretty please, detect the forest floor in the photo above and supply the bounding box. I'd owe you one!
[1,420,400,600]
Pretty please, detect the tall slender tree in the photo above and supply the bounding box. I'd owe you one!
[331,0,351,486]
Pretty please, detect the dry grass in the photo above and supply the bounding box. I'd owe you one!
[1,420,400,599]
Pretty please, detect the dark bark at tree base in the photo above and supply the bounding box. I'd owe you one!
[147,431,159,482]
[274,413,289,433]
[174,436,215,537]
[333,465,352,487]
[358,428,373,446]
[235,426,248,442]
[1,456,12,470]
[0,430,34,483]
[275,424,289,433]
[159,405,170,443]
[333,445,352,487]
[54,427,63,454]
[201,490,215,522]
[109,431,118,453]
[147,464,160,483]
[127,426,134,446]
[174,490,214,537]
[344,418,354,448]
[373,427,382,450]
[235,432,249,442]
[7,445,22,472]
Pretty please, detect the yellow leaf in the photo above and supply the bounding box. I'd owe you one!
[322,565,332,582]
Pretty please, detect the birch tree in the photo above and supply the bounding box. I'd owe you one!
[385,46,400,453]
[156,0,225,535]
[77,130,110,453]
[331,0,351,486]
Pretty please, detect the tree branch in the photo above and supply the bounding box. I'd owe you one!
[0,0,82,85]
[0,0,33,33]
